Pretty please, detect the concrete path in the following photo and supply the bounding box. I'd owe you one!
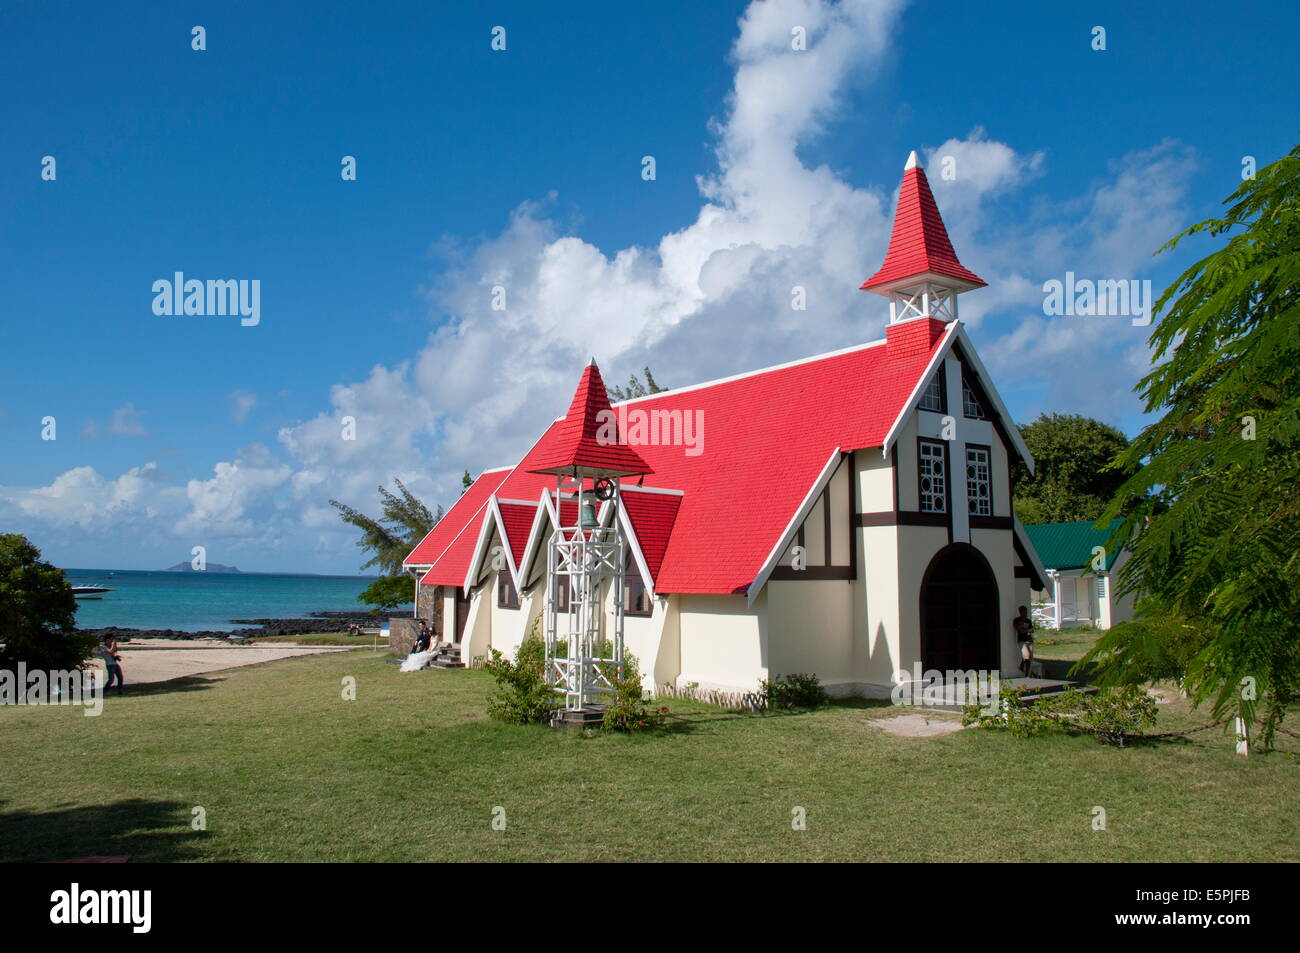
[871,713,966,737]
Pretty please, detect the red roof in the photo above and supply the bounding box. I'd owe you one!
[619,489,683,584]
[405,467,510,570]
[861,153,985,292]
[527,362,653,478]
[407,318,956,594]
[496,501,536,570]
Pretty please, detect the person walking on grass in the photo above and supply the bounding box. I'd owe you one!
[1012,605,1035,677]
[97,635,125,695]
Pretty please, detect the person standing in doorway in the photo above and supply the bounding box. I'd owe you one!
[1012,606,1035,677]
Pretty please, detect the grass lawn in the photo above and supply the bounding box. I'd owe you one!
[243,633,384,646]
[2,650,1296,862]
[1033,625,1103,662]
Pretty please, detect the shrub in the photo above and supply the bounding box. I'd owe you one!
[0,534,96,674]
[760,673,829,710]
[484,633,557,725]
[601,653,667,732]
[963,683,1158,747]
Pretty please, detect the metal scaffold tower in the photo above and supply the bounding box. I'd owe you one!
[524,359,653,726]
[544,475,625,714]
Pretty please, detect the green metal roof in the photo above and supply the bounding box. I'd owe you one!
[1022,519,1124,572]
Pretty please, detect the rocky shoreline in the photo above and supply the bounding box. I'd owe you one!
[78,610,410,642]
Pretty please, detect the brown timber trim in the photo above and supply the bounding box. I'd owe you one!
[856,510,948,528]
[1014,566,1033,578]
[856,511,895,527]
[891,446,899,511]
[945,436,953,544]
[969,515,1013,530]
[847,452,858,579]
[822,483,832,566]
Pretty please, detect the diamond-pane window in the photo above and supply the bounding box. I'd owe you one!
[919,439,947,513]
[966,446,991,516]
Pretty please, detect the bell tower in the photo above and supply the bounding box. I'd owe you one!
[861,150,986,324]
[528,360,653,724]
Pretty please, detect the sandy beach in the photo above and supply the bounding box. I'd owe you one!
[100,638,356,685]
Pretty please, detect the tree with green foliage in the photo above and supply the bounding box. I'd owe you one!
[0,534,97,673]
[330,479,442,611]
[1082,144,1300,749]
[461,469,473,494]
[1010,413,1133,524]
[606,366,666,402]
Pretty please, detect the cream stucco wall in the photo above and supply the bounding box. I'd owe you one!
[655,595,681,690]
[486,573,540,662]
[858,523,905,689]
[459,584,492,665]
[767,578,855,689]
[970,527,1019,675]
[676,591,768,692]
[441,590,456,643]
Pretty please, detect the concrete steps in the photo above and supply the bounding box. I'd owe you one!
[1014,682,1098,704]
[430,646,465,669]
[908,677,1096,712]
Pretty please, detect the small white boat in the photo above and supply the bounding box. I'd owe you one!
[72,586,113,599]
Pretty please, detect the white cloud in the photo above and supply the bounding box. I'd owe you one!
[177,444,293,539]
[1,462,180,530]
[924,127,1045,216]
[107,403,148,437]
[77,403,149,440]
[229,389,257,423]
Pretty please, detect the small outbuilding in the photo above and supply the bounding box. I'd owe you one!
[1024,519,1133,630]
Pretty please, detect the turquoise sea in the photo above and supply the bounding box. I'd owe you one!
[64,568,398,632]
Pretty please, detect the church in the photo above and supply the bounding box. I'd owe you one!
[404,152,1049,699]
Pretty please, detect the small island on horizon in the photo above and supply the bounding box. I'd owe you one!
[163,562,242,573]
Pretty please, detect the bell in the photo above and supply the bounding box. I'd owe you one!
[579,500,599,528]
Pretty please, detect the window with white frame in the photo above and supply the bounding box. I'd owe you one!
[961,377,986,419]
[918,374,944,412]
[1095,575,1106,599]
[918,439,947,513]
[497,573,520,609]
[965,446,991,516]
[624,553,652,617]
[553,574,571,613]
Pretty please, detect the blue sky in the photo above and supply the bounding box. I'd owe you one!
[1,0,1296,572]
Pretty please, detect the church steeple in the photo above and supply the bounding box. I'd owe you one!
[862,151,985,325]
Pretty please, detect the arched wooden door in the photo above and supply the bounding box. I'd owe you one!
[920,544,999,673]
